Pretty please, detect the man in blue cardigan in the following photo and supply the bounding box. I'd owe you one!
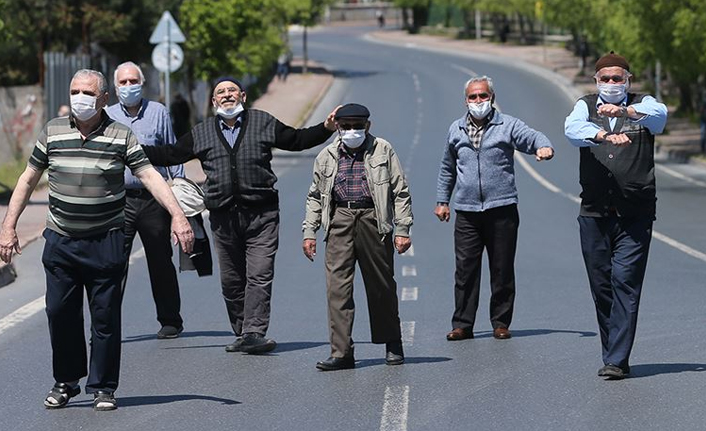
[435,76,554,342]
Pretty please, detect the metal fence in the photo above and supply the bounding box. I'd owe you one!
[43,51,90,121]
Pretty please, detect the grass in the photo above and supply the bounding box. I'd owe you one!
[0,158,27,192]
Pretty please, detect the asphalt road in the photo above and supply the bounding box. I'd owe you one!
[1,25,706,430]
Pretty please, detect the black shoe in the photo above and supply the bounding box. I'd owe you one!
[157,325,184,339]
[93,391,117,411]
[598,364,628,380]
[316,356,355,371]
[385,341,405,365]
[44,382,80,409]
[240,333,277,354]
[225,337,245,352]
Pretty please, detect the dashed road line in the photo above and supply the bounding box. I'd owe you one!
[380,386,410,431]
[401,265,417,277]
[401,321,415,346]
[401,287,418,301]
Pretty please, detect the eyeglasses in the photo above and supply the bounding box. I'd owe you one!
[597,75,625,83]
[337,123,366,130]
[467,92,490,101]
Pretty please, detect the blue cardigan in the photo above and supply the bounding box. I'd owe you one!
[436,110,553,212]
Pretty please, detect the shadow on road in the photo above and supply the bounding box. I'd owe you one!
[67,394,240,408]
[122,330,233,344]
[356,356,452,369]
[474,328,597,339]
[272,341,329,353]
[630,363,706,378]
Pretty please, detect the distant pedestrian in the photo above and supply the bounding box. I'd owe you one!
[170,93,192,140]
[699,100,706,153]
[376,9,385,28]
[436,76,554,343]
[141,77,339,354]
[303,103,412,371]
[56,105,70,117]
[276,52,290,81]
[0,69,193,411]
[107,61,186,340]
[565,52,667,380]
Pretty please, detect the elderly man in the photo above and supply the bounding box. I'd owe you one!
[436,76,554,342]
[142,77,338,354]
[303,103,413,371]
[106,61,186,339]
[0,69,193,411]
[565,52,667,380]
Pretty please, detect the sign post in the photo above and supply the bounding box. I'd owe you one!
[149,11,186,112]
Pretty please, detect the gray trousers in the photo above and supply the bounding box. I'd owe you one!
[209,205,279,336]
[325,208,402,358]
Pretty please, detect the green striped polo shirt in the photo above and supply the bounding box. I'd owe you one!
[28,112,153,238]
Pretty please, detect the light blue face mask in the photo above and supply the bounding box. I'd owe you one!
[118,84,143,107]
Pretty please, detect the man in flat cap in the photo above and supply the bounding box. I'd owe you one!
[142,76,339,354]
[565,52,667,380]
[302,103,413,371]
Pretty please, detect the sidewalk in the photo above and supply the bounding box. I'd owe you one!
[372,30,704,161]
[0,58,333,287]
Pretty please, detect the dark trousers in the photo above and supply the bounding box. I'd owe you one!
[209,205,279,336]
[42,229,125,393]
[579,215,653,370]
[452,204,519,331]
[123,193,182,328]
[325,208,402,358]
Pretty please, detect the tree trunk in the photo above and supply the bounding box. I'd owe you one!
[678,81,694,114]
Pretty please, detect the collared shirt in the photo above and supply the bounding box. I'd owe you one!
[465,111,490,149]
[28,112,152,237]
[564,94,667,147]
[219,115,243,148]
[106,99,183,188]
[333,144,372,202]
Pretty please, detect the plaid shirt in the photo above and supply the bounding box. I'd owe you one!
[466,112,489,149]
[333,145,372,202]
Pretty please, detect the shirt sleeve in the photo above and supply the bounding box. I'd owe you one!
[125,130,153,175]
[436,128,457,204]
[510,118,553,154]
[28,123,49,171]
[274,120,333,151]
[630,95,668,135]
[564,99,601,147]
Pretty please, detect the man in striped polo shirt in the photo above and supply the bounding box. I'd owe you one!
[0,69,194,411]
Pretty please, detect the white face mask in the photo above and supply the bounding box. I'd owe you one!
[70,93,98,121]
[340,129,366,149]
[118,84,143,107]
[215,103,244,119]
[468,100,492,120]
[597,82,628,104]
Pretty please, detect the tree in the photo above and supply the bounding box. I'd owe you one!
[393,0,432,34]
[279,0,335,73]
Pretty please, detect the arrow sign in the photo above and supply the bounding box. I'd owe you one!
[149,11,186,44]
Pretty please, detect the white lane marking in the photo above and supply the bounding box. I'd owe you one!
[401,321,415,346]
[449,63,478,77]
[656,164,706,188]
[0,296,45,335]
[380,386,410,431]
[401,287,418,301]
[403,72,424,173]
[401,265,417,277]
[0,248,146,337]
[514,153,706,263]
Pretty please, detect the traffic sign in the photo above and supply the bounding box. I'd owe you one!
[149,11,186,44]
[151,42,184,73]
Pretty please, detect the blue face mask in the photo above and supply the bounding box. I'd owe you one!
[118,84,142,107]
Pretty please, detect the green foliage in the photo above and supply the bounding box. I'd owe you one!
[0,158,26,191]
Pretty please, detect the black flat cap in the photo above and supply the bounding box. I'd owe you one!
[334,103,370,120]
[214,76,244,91]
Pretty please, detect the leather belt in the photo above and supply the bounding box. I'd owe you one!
[336,200,374,209]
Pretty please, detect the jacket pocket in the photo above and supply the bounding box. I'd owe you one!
[369,155,390,184]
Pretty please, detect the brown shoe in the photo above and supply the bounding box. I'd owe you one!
[493,328,512,339]
[446,328,473,341]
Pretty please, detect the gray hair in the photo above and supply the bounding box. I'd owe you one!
[464,75,495,95]
[114,61,145,86]
[72,69,108,94]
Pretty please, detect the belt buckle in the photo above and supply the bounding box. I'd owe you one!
[346,201,353,209]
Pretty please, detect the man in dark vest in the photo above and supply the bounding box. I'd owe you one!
[565,52,667,380]
[142,77,338,354]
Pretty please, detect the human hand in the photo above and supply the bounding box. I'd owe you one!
[0,227,21,263]
[535,147,554,161]
[604,132,632,147]
[434,205,450,222]
[324,105,343,131]
[303,239,317,261]
[597,104,626,118]
[394,236,411,254]
[171,214,194,254]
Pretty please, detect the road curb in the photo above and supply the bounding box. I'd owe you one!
[293,71,334,128]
